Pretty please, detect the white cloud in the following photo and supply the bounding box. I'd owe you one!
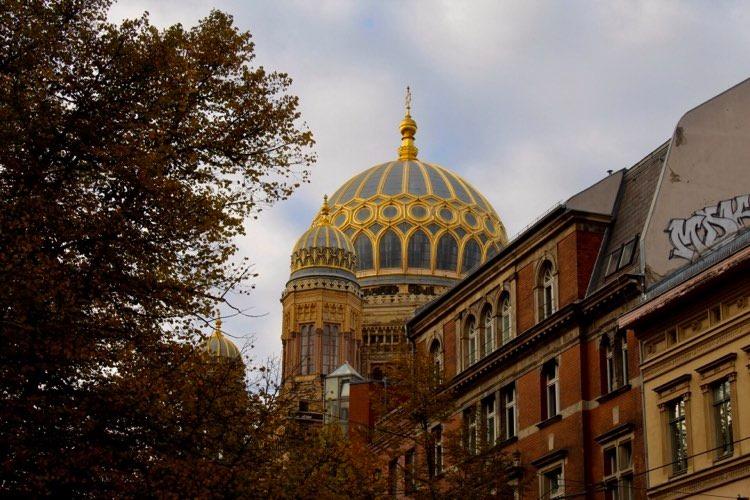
[107,0,750,362]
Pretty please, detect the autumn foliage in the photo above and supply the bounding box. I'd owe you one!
[0,1,370,497]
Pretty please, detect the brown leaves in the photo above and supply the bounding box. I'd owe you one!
[0,1,316,497]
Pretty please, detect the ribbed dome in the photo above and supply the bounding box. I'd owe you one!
[203,317,241,360]
[293,224,355,254]
[290,197,358,282]
[326,159,507,287]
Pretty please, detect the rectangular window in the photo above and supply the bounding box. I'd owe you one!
[388,458,398,496]
[432,425,443,477]
[544,360,559,419]
[541,466,563,499]
[604,439,634,500]
[667,398,688,475]
[404,449,415,493]
[464,407,477,455]
[502,383,516,440]
[605,247,623,276]
[300,324,314,375]
[481,395,496,447]
[618,237,637,268]
[713,379,733,459]
[321,323,339,374]
[467,320,478,366]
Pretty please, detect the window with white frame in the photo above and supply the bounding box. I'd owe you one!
[603,332,629,394]
[712,379,733,459]
[466,316,478,366]
[603,438,634,500]
[667,397,688,475]
[543,359,560,419]
[431,425,443,476]
[482,305,495,357]
[539,261,556,320]
[540,465,563,499]
[481,395,496,447]
[501,383,517,440]
[500,293,512,345]
[464,406,478,455]
[404,448,416,493]
[429,338,442,381]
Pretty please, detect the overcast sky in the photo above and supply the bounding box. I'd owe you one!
[110,0,750,364]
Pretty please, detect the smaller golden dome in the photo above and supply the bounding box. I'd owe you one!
[290,196,357,280]
[203,315,241,360]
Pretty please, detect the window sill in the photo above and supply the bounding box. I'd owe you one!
[713,452,734,464]
[495,435,518,449]
[536,414,562,429]
[596,383,632,404]
[668,468,688,479]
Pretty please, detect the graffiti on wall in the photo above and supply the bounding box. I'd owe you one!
[666,194,750,261]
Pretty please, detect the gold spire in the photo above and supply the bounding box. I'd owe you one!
[313,195,331,226]
[214,310,223,338]
[398,86,418,161]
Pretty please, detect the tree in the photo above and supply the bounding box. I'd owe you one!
[0,1,315,496]
[371,347,524,499]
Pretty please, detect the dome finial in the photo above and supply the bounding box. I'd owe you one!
[398,86,418,161]
[214,309,223,338]
[313,194,332,226]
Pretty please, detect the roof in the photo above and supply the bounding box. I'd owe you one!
[408,167,628,330]
[587,141,669,294]
[327,361,363,379]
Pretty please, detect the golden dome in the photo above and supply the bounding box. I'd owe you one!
[203,315,241,360]
[290,196,358,281]
[325,101,507,287]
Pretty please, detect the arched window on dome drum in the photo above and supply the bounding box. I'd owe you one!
[462,239,482,274]
[407,230,431,269]
[354,234,373,271]
[436,233,458,271]
[300,324,314,375]
[379,229,402,269]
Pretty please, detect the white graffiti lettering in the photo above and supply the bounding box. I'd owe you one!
[666,194,750,261]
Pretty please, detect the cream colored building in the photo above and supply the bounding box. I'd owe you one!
[620,241,750,498]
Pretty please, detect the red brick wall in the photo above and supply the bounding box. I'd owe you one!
[517,263,535,333]
[517,368,541,427]
[557,233,578,307]
[349,382,378,443]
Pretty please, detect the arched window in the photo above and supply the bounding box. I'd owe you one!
[500,293,512,345]
[465,316,477,366]
[354,234,373,271]
[462,239,482,274]
[538,261,556,320]
[407,230,431,269]
[429,338,442,380]
[379,229,402,268]
[481,305,494,356]
[436,233,458,271]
